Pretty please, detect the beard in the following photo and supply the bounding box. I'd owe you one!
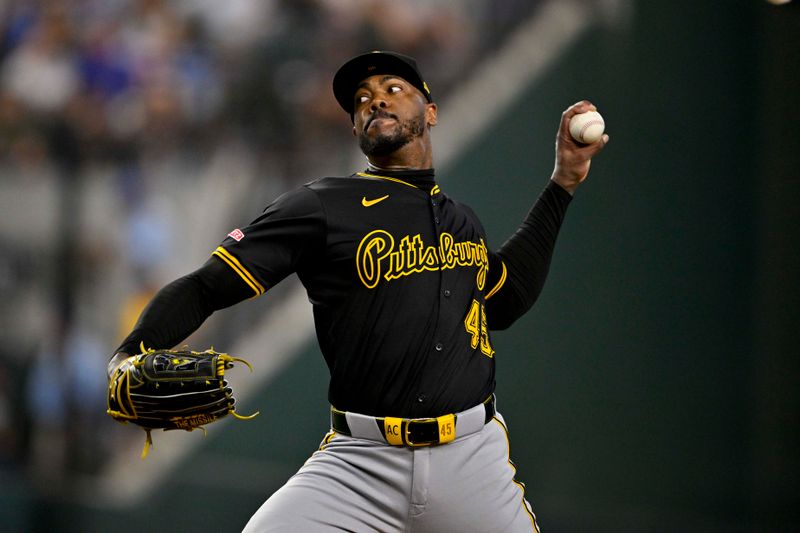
[358,111,426,157]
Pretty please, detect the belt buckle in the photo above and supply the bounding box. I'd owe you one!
[404,414,456,447]
[404,418,436,447]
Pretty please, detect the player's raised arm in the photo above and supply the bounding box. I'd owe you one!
[485,101,608,330]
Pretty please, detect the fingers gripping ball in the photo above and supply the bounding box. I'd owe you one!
[569,110,605,144]
[107,343,259,458]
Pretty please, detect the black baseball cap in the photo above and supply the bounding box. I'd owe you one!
[332,51,433,116]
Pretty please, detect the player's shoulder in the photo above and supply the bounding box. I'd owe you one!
[301,174,387,206]
[446,195,481,219]
[258,180,327,219]
[444,195,487,231]
[261,175,362,213]
[303,174,365,193]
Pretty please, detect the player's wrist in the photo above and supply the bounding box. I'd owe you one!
[107,352,130,379]
[549,174,578,196]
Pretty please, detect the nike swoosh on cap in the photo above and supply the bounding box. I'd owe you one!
[362,195,389,207]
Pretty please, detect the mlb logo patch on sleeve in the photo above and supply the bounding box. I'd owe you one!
[228,229,245,241]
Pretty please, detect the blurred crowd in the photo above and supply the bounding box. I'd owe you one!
[0,0,539,483]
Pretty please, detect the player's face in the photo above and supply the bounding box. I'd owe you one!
[352,74,436,157]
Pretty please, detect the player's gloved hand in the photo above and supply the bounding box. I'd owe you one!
[106,343,258,458]
[550,100,609,195]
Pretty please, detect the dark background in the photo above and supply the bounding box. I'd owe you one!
[1,1,798,532]
[443,2,799,530]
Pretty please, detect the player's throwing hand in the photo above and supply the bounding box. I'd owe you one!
[550,100,609,194]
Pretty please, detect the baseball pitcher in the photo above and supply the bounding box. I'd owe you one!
[107,51,608,532]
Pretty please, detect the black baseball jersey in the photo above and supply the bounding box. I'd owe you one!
[214,169,504,418]
[118,167,572,419]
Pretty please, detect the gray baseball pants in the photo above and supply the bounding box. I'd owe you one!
[241,405,539,533]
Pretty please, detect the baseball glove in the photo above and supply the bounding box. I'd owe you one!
[107,343,258,458]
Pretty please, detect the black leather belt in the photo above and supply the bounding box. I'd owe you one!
[331,395,496,447]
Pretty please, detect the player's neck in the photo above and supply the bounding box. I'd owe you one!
[366,136,433,171]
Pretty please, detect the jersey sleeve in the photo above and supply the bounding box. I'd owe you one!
[212,185,327,297]
[485,180,572,330]
[115,257,254,355]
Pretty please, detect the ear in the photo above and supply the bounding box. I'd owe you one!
[425,103,438,127]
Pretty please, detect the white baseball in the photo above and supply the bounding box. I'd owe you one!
[569,110,605,144]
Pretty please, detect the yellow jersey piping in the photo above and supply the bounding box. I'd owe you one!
[356,172,419,189]
[485,261,507,300]
[212,246,266,297]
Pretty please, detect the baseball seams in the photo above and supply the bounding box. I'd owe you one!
[578,119,604,143]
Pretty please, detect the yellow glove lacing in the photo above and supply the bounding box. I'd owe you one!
[107,343,260,459]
